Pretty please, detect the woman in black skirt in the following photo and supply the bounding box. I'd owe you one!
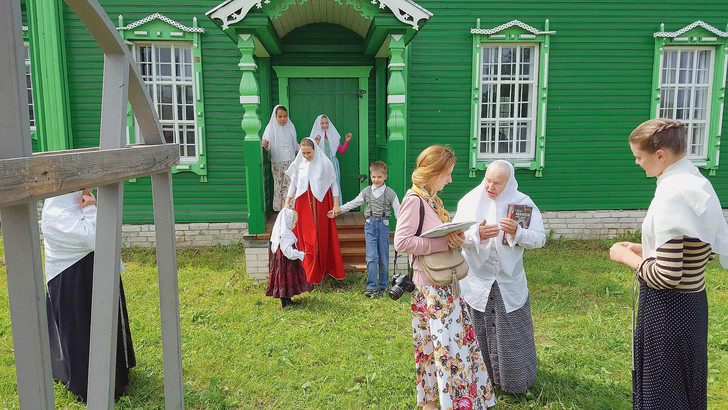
[41,189,136,401]
[610,118,728,409]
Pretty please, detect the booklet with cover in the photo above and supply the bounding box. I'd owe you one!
[420,220,477,238]
[502,204,533,245]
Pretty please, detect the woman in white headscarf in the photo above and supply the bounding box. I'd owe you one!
[266,208,311,307]
[610,118,728,409]
[262,105,299,211]
[41,189,135,401]
[283,137,345,284]
[452,160,546,394]
[310,114,353,190]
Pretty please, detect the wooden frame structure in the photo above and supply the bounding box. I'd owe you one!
[1,0,183,408]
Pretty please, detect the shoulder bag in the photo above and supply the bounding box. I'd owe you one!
[414,198,469,296]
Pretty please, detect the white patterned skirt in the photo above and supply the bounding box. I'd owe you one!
[271,160,293,211]
[411,285,496,409]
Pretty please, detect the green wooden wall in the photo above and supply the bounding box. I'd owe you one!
[55,0,728,224]
[409,0,728,211]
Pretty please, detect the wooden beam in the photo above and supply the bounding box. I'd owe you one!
[152,172,185,409]
[0,1,56,408]
[0,144,180,207]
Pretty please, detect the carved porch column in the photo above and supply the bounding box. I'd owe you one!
[386,34,407,199]
[237,34,265,234]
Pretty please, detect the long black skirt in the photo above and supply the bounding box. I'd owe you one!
[45,252,136,401]
[634,282,707,409]
[266,248,311,298]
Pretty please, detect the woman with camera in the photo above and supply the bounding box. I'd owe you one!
[394,145,496,410]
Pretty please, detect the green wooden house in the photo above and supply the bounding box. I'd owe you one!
[21,0,728,238]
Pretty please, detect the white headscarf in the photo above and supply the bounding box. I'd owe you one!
[309,114,342,158]
[41,191,97,283]
[642,157,728,268]
[270,208,305,260]
[262,105,298,163]
[285,137,338,201]
[453,160,543,276]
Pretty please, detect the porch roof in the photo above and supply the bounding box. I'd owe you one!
[206,0,431,55]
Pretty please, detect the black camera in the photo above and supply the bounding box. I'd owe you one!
[388,273,415,300]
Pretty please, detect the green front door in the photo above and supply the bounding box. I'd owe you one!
[288,77,361,202]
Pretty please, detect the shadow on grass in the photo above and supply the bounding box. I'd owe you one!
[496,368,631,409]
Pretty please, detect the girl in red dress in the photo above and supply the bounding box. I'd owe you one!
[283,137,345,284]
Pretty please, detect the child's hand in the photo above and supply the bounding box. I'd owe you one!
[345,132,353,142]
[262,139,270,148]
[327,210,336,218]
[315,134,322,144]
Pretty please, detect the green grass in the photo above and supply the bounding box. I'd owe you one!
[0,236,727,409]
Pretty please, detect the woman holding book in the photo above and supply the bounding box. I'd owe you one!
[452,160,546,394]
[394,145,496,410]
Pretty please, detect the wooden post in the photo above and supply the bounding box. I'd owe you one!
[0,1,55,408]
[237,34,265,234]
[152,171,185,409]
[87,53,128,408]
[386,34,408,201]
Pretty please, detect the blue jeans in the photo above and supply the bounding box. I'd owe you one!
[364,216,390,290]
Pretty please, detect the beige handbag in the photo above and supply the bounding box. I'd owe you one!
[415,199,469,296]
[418,248,469,296]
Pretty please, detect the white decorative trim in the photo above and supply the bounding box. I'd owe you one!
[654,20,728,38]
[387,95,406,104]
[22,26,28,32]
[207,0,264,30]
[119,13,205,33]
[238,62,258,68]
[388,62,405,68]
[369,0,432,31]
[471,19,555,36]
[133,30,148,36]
[240,95,260,104]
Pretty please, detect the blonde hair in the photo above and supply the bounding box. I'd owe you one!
[629,118,686,155]
[300,138,315,148]
[411,145,456,194]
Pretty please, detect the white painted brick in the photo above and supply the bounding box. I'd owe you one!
[189,223,209,230]
[229,222,247,229]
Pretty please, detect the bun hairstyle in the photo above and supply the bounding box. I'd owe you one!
[629,118,686,156]
[411,145,456,194]
[275,105,288,115]
[300,138,315,148]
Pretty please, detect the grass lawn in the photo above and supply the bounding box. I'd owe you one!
[0,236,727,409]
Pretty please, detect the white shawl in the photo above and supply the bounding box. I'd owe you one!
[262,105,298,163]
[642,157,728,268]
[453,161,543,276]
[41,192,97,283]
[309,114,342,159]
[270,208,305,261]
[285,137,339,201]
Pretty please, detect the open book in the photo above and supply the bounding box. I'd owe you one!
[502,204,533,246]
[421,220,477,238]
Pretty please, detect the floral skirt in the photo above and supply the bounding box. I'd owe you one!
[411,285,496,409]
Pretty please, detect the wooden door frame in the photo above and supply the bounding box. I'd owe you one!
[272,66,372,194]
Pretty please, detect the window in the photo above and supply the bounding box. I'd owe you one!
[136,43,197,160]
[658,48,714,160]
[119,13,207,181]
[479,44,538,160]
[24,42,36,131]
[652,21,728,174]
[469,19,554,177]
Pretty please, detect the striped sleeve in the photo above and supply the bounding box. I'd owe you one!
[638,236,685,290]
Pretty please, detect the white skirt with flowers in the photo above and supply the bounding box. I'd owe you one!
[411,285,496,409]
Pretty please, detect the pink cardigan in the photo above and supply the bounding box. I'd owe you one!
[393,190,449,286]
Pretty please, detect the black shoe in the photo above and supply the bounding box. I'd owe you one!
[377,288,388,295]
[364,289,377,298]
